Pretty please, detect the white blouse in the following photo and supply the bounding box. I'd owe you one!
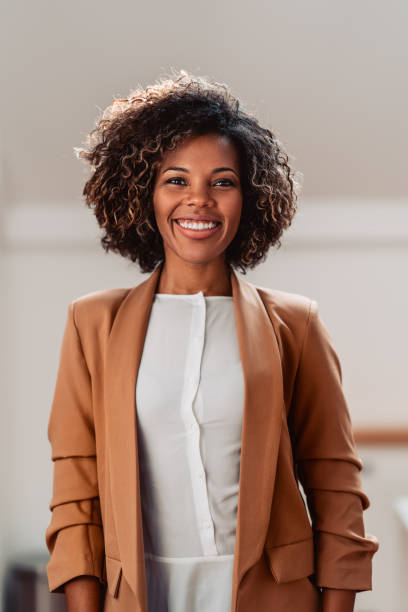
[135,290,245,612]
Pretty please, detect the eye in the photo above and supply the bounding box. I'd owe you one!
[166,177,186,185]
[164,177,236,187]
[214,178,234,186]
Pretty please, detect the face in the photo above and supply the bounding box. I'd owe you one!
[152,132,243,267]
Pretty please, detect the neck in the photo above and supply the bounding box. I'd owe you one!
[156,256,233,297]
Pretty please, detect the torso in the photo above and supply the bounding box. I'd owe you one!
[135,290,245,611]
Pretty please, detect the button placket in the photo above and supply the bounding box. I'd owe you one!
[180,292,218,556]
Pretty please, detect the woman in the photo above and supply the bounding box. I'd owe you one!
[45,71,379,612]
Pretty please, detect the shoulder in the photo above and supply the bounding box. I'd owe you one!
[68,285,134,332]
[72,285,132,311]
[254,283,316,327]
[249,283,320,358]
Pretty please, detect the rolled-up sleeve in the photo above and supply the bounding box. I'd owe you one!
[288,299,379,591]
[45,301,105,593]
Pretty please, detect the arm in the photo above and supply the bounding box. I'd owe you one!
[288,300,379,593]
[64,576,101,612]
[321,587,356,612]
[45,302,106,598]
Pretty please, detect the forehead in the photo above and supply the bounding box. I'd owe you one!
[160,132,239,167]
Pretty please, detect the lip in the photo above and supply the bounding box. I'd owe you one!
[173,216,222,223]
[173,218,222,240]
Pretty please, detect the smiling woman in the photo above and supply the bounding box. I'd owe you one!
[45,70,378,612]
[74,70,301,276]
[151,132,243,287]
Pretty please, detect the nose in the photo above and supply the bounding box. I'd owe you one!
[186,180,214,206]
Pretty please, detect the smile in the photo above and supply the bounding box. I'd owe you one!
[173,219,221,239]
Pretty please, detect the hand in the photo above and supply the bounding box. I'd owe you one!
[321,587,356,612]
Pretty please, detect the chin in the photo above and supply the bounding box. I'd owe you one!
[178,251,222,266]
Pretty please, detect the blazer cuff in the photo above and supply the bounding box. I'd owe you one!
[314,532,379,592]
[46,523,105,593]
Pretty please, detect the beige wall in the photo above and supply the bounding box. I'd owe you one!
[1,0,408,206]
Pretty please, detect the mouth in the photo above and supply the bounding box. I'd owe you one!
[173,218,222,239]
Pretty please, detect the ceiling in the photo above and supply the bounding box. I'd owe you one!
[1,0,407,207]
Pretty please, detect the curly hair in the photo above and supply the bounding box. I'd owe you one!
[75,70,302,274]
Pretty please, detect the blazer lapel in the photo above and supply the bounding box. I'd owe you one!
[104,265,162,608]
[229,271,284,611]
[104,264,285,609]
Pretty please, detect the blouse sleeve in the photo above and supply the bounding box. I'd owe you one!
[45,301,105,593]
[288,299,379,591]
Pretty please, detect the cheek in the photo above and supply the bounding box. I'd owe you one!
[228,199,243,231]
[152,195,170,225]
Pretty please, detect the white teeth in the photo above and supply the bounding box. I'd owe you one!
[177,220,218,230]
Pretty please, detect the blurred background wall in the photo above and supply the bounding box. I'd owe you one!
[1,1,407,611]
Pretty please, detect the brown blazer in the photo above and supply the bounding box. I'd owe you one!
[45,263,379,611]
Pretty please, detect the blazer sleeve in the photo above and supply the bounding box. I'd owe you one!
[288,299,379,592]
[45,301,105,593]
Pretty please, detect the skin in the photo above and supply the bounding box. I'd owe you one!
[63,132,356,612]
[64,575,101,611]
[152,132,243,296]
[321,588,356,611]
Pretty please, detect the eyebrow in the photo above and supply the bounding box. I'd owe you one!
[162,166,239,177]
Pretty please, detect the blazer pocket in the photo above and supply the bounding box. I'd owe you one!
[264,537,315,583]
[105,555,123,598]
